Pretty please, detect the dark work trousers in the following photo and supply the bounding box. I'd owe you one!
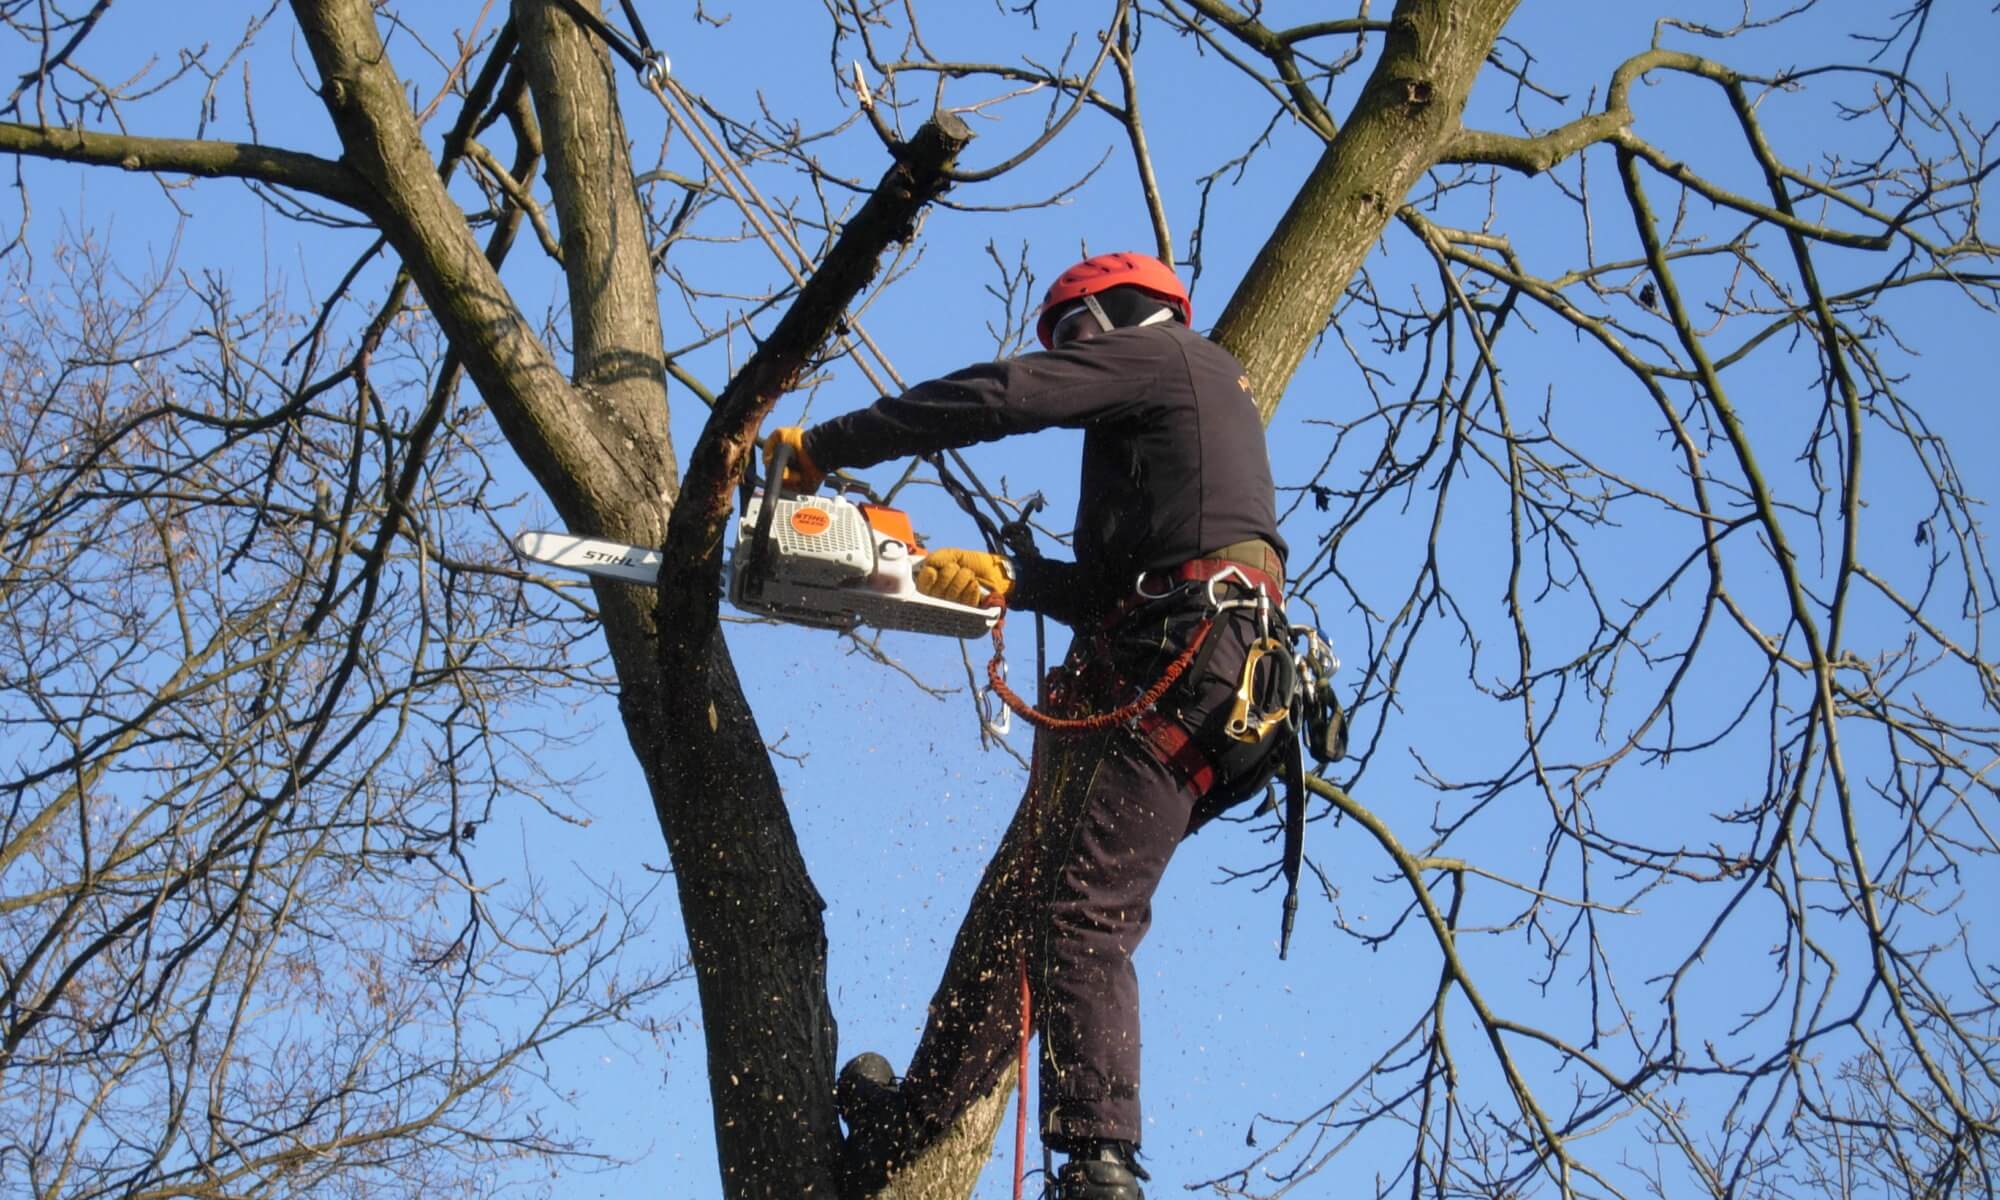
[894,591,1281,1156]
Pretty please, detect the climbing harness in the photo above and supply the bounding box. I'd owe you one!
[982,555,1344,960]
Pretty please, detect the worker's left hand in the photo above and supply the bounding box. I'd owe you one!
[760,426,826,493]
[915,548,1012,608]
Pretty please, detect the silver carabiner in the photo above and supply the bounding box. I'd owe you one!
[1134,570,1180,603]
[1202,564,1253,610]
[980,658,1012,739]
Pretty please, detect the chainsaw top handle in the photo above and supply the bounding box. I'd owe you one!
[737,437,794,600]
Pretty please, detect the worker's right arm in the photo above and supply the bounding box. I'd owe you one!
[799,328,1164,474]
[1007,557,1094,625]
[799,327,1183,627]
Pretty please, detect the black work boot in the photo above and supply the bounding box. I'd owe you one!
[836,1052,908,1192]
[1055,1139,1149,1200]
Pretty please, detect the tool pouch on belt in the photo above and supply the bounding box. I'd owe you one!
[1303,674,1347,765]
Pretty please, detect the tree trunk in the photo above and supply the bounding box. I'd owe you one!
[294,0,974,1192]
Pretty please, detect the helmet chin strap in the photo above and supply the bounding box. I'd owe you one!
[1079,293,1177,335]
[1080,293,1116,335]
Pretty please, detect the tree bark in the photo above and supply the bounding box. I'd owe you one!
[512,0,677,522]
[288,0,629,533]
[0,121,371,211]
[1210,0,1522,420]
[292,1,975,1192]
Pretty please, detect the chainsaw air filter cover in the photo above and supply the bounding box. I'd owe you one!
[728,492,998,639]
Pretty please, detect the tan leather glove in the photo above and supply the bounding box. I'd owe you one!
[760,426,826,493]
[915,548,1013,608]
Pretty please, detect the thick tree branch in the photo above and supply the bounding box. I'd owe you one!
[514,0,677,524]
[1445,112,1625,174]
[642,110,974,1200]
[0,121,371,212]
[1211,0,1522,419]
[287,0,642,539]
[1441,47,1683,174]
[659,110,976,640]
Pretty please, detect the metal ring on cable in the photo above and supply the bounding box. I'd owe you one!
[641,51,671,88]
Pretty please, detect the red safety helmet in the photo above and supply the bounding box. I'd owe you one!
[1035,252,1191,349]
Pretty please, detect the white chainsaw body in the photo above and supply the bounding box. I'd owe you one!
[728,492,997,639]
[512,491,997,640]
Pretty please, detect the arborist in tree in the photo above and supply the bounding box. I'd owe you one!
[765,252,1291,1200]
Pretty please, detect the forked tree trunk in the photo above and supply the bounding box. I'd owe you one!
[293,0,972,1192]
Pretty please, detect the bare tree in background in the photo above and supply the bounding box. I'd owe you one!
[0,228,682,1195]
[2,1,1995,1197]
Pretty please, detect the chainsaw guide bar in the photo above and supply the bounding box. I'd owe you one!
[512,530,663,586]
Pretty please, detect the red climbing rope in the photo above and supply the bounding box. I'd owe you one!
[1014,956,1031,1200]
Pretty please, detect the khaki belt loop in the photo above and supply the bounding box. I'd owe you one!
[1207,538,1285,590]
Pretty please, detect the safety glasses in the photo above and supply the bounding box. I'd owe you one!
[1048,302,1098,350]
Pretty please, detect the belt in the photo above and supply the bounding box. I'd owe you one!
[1157,557,1283,607]
[1103,540,1285,630]
[1146,538,1285,607]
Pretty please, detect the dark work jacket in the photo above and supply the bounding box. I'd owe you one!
[803,323,1286,626]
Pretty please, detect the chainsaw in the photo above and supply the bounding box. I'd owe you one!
[512,443,998,640]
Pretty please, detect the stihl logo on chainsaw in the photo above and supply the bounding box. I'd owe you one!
[581,546,651,566]
[790,507,832,536]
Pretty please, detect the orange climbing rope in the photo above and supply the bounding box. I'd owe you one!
[985,606,1213,734]
[1014,958,1032,1200]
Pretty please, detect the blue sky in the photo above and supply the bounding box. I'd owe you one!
[8,3,1998,1198]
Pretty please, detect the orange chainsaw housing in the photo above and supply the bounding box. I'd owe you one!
[857,503,923,554]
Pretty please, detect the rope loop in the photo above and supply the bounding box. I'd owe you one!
[639,50,671,88]
[984,604,1211,735]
